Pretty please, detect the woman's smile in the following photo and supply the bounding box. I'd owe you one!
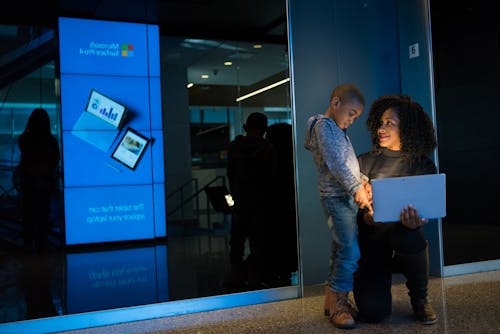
[379,134,390,141]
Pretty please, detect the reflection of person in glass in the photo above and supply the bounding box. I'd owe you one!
[18,253,57,319]
[265,123,298,286]
[18,108,60,253]
[225,112,277,290]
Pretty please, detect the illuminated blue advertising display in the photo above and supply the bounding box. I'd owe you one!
[59,17,165,245]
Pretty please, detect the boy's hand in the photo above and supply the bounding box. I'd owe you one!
[354,186,373,215]
[362,180,372,203]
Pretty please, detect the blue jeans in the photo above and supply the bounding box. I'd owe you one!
[320,195,360,292]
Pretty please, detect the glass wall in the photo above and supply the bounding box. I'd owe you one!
[162,36,295,301]
[0,24,64,322]
[0,11,297,328]
[430,0,500,266]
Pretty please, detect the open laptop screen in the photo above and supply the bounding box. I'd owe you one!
[371,173,446,223]
[85,89,127,128]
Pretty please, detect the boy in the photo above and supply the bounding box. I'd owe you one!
[304,83,372,329]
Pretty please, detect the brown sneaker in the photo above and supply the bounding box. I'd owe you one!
[324,285,333,316]
[324,287,358,318]
[329,291,355,329]
[411,297,438,325]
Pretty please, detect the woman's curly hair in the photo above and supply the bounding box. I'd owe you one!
[366,94,436,161]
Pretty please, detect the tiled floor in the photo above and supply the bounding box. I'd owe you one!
[56,270,500,334]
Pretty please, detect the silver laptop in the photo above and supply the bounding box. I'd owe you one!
[371,173,446,223]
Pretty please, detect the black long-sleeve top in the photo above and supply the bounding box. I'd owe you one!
[357,148,436,181]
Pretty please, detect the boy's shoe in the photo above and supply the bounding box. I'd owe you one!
[324,287,358,318]
[411,297,438,325]
[329,291,356,329]
[324,285,331,316]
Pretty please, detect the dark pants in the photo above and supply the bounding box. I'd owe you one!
[229,203,279,287]
[353,221,429,323]
[21,175,53,252]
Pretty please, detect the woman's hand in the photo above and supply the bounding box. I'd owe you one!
[400,204,428,229]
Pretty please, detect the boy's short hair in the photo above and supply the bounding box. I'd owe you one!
[330,83,365,106]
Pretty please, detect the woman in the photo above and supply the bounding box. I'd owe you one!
[18,108,60,252]
[353,95,438,325]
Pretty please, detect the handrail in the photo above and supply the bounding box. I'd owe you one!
[166,178,198,217]
[166,175,226,219]
[204,175,226,189]
[166,178,197,200]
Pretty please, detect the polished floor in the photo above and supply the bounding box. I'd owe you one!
[1,191,500,333]
[55,270,500,334]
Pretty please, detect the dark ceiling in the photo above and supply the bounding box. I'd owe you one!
[0,0,289,107]
[0,0,287,43]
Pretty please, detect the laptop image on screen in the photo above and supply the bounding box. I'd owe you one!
[72,89,128,152]
[84,89,127,129]
[371,173,446,223]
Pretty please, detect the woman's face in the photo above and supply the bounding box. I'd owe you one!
[377,108,401,150]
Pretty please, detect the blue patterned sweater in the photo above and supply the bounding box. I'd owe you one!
[304,114,363,197]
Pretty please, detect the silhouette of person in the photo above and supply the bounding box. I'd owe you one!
[264,122,298,286]
[225,112,277,290]
[18,108,60,253]
[18,252,58,319]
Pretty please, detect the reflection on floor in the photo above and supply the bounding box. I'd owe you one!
[1,204,499,331]
[0,216,296,325]
[56,270,500,334]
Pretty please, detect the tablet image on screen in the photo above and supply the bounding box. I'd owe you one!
[111,128,150,170]
[85,89,127,129]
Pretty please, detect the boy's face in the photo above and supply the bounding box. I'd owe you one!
[331,97,364,129]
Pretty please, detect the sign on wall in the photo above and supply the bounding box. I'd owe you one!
[58,17,165,245]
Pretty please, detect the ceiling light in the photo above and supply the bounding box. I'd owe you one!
[236,77,290,102]
[187,83,194,88]
[223,61,233,66]
[253,44,262,49]
[201,74,209,79]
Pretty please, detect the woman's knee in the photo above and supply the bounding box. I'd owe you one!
[391,226,427,253]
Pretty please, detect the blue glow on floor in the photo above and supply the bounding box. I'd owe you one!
[0,286,300,334]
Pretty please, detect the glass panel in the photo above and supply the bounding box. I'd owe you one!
[0,7,297,327]
[430,0,500,265]
[163,37,297,300]
[0,24,64,322]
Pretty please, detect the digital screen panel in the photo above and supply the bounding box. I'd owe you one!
[85,89,127,128]
[59,17,165,245]
[59,17,149,76]
[112,128,150,170]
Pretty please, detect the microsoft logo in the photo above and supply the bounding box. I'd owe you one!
[121,44,134,57]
